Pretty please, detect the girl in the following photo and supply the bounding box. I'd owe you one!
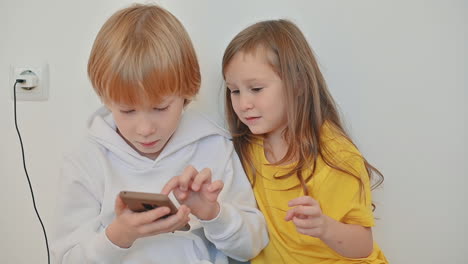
[222,19,388,263]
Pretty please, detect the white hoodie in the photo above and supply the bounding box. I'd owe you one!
[51,106,268,264]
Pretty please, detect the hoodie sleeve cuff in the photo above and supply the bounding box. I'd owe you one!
[82,229,129,262]
[198,203,241,240]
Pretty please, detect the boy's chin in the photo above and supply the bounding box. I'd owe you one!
[139,151,161,160]
[134,145,163,159]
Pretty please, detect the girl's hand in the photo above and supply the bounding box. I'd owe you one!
[285,196,330,239]
[106,195,191,248]
[162,165,224,221]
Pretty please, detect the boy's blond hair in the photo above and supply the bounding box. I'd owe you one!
[88,4,200,106]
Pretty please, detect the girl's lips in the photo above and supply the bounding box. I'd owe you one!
[245,117,260,124]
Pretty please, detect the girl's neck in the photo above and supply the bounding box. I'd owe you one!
[263,130,289,164]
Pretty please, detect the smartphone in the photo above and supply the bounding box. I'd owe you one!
[119,191,190,231]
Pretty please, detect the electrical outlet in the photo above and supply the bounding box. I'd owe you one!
[10,64,49,101]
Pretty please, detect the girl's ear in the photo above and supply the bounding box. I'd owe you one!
[295,81,306,97]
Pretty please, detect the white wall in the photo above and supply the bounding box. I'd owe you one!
[1,0,466,263]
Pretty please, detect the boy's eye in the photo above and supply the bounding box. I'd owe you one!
[120,109,135,114]
[154,106,169,111]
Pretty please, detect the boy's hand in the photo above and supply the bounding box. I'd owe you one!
[285,196,330,239]
[106,195,191,248]
[162,165,223,221]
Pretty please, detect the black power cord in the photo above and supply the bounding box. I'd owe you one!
[13,80,50,264]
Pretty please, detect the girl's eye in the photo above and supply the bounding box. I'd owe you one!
[120,109,134,114]
[251,87,263,92]
[154,106,169,111]
[230,89,240,95]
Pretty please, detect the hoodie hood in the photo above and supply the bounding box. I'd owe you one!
[86,106,230,170]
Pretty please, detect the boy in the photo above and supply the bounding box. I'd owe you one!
[51,4,268,263]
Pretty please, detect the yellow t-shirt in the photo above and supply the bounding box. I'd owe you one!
[249,124,388,264]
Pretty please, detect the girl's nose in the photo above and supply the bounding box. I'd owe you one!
[239,94,254,111]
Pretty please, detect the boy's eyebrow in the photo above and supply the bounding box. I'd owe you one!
[115,98,174,109]
[158,97,175,105]
[115,103,133,108]
[146,96,176,106]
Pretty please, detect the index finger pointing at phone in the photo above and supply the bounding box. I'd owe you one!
[161,176,180,195]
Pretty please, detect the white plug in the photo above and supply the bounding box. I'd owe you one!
[18,70,39,90]
[10,64,49,101]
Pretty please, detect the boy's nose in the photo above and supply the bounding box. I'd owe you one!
[136,124,156,137]
[136,117,156,137]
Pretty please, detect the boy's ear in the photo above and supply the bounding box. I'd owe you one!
[100,97,112,108]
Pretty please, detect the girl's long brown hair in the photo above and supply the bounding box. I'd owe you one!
[222,19,383,207]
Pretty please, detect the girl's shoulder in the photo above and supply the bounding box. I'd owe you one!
[321,122,360,152]
[320,122,364,169]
